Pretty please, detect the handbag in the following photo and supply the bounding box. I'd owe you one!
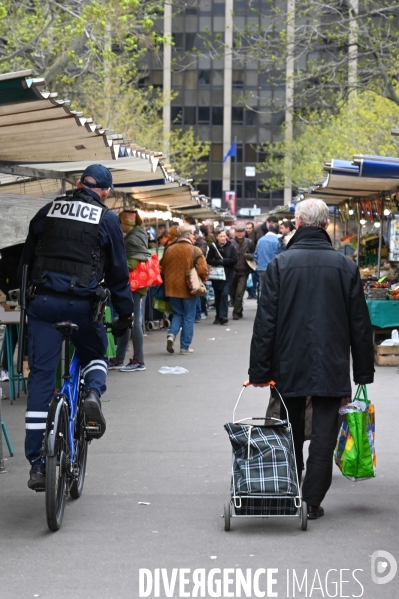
[129,254,163,291]
[186,247,207,296]
[208,243,226,281]
[246,259,257,271]
[152,283,172,313]
[334,385,376,481]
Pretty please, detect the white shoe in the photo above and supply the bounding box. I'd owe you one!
[166,335,175,354]
[0,370,9,381]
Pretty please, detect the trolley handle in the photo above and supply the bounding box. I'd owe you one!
[233,381,292,430]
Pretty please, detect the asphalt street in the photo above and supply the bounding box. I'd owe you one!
[0,300,398,599]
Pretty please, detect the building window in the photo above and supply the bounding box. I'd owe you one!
[245,144,257,162]
[245,110,257,126]
[232,107,244,124]
[138,75,150,88]
[230,180,243,198]
[232,71,244,88]
[272,111,285,128]
[211,144,223,162]
[212,70,224,88]
[234,1,246,16]
[172,71,183,88]
[245,180,257,198]
[212,107,223,125]
[172,33,184,50]
[171,106,182,124]
[185,33,197,51]
[198,70,211,85]
[198,107,210,124]
[211,180,223,198]
[184,106,196,125]
[213,3,225,16]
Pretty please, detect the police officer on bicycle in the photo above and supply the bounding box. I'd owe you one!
[18,164,134,490]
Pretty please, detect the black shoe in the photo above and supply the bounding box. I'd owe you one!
[232,315,239,320]
[307,505,324,520]
[213,318,220,324]
[219,318,229,325]
[28,464,46,491]
[84,390,106,439]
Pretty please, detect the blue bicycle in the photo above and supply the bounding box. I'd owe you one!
[43,321,97,531]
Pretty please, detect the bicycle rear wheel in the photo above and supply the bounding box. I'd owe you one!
[45,401,69,531]
[70,404,88,499]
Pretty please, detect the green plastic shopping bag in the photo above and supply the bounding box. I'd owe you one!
[104,306,116,358]
[334,385,376,481]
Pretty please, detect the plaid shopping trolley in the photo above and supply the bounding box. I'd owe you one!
[223,382,307,531]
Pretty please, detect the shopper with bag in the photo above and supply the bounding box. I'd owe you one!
[249,198,374,520]
[230,223,255,320]
[207,228,237,325]
[161,225,208,354]
[110,210,154,372]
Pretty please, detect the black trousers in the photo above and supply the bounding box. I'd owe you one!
[230,273,248,317]
[281,396,342,507]
[212,280,231,320]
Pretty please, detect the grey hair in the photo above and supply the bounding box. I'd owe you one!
[295,198,329,228]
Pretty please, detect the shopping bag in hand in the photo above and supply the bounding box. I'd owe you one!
[334,385,375,481]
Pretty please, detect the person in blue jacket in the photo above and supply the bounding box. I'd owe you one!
[18,164,134,491]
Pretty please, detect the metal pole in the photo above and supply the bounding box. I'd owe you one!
[356,221,361,266]
[377,197,384,279]
[333,206,337,248]
[234,135,237,207]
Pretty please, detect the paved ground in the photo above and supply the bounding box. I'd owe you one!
[0,300,398,599]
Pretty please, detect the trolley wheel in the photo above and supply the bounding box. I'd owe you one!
[164,318,171,329]
[300,500,308,530]
[147,321,155,331]
[224,502,231,531]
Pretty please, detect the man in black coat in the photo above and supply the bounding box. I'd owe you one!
[249,198,374,520]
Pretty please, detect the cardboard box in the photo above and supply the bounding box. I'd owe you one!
[375,354,399,366]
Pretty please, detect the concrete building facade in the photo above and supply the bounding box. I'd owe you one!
[141,0,287,214]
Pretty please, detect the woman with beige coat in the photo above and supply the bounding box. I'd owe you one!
[161,225,208,354]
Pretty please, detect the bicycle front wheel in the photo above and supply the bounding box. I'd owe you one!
[45,400,69,531]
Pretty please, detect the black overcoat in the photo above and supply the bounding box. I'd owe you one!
[249,226,374,397]
[207,240,237,289]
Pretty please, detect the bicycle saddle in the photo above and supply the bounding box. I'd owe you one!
[53,321,79,335]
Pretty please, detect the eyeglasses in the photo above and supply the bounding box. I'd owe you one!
[81,178,109,190]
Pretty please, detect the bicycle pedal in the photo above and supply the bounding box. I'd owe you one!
[85,422,102,438]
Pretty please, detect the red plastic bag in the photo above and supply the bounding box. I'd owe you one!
[129,254,162,291]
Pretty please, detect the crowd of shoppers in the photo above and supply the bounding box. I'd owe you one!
[108,215,298,361]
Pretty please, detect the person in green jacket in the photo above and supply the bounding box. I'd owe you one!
[109,210,151,372]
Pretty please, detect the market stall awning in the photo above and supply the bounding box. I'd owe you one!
[0,70,166,196]
[0,70,213,222]
[305,158,399,205]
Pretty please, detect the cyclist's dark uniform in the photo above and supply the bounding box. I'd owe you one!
[19,183,134,467]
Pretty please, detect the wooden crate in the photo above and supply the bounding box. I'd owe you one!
[375,343,399,365]
[375,354,399,366]
[375,344,399,355]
